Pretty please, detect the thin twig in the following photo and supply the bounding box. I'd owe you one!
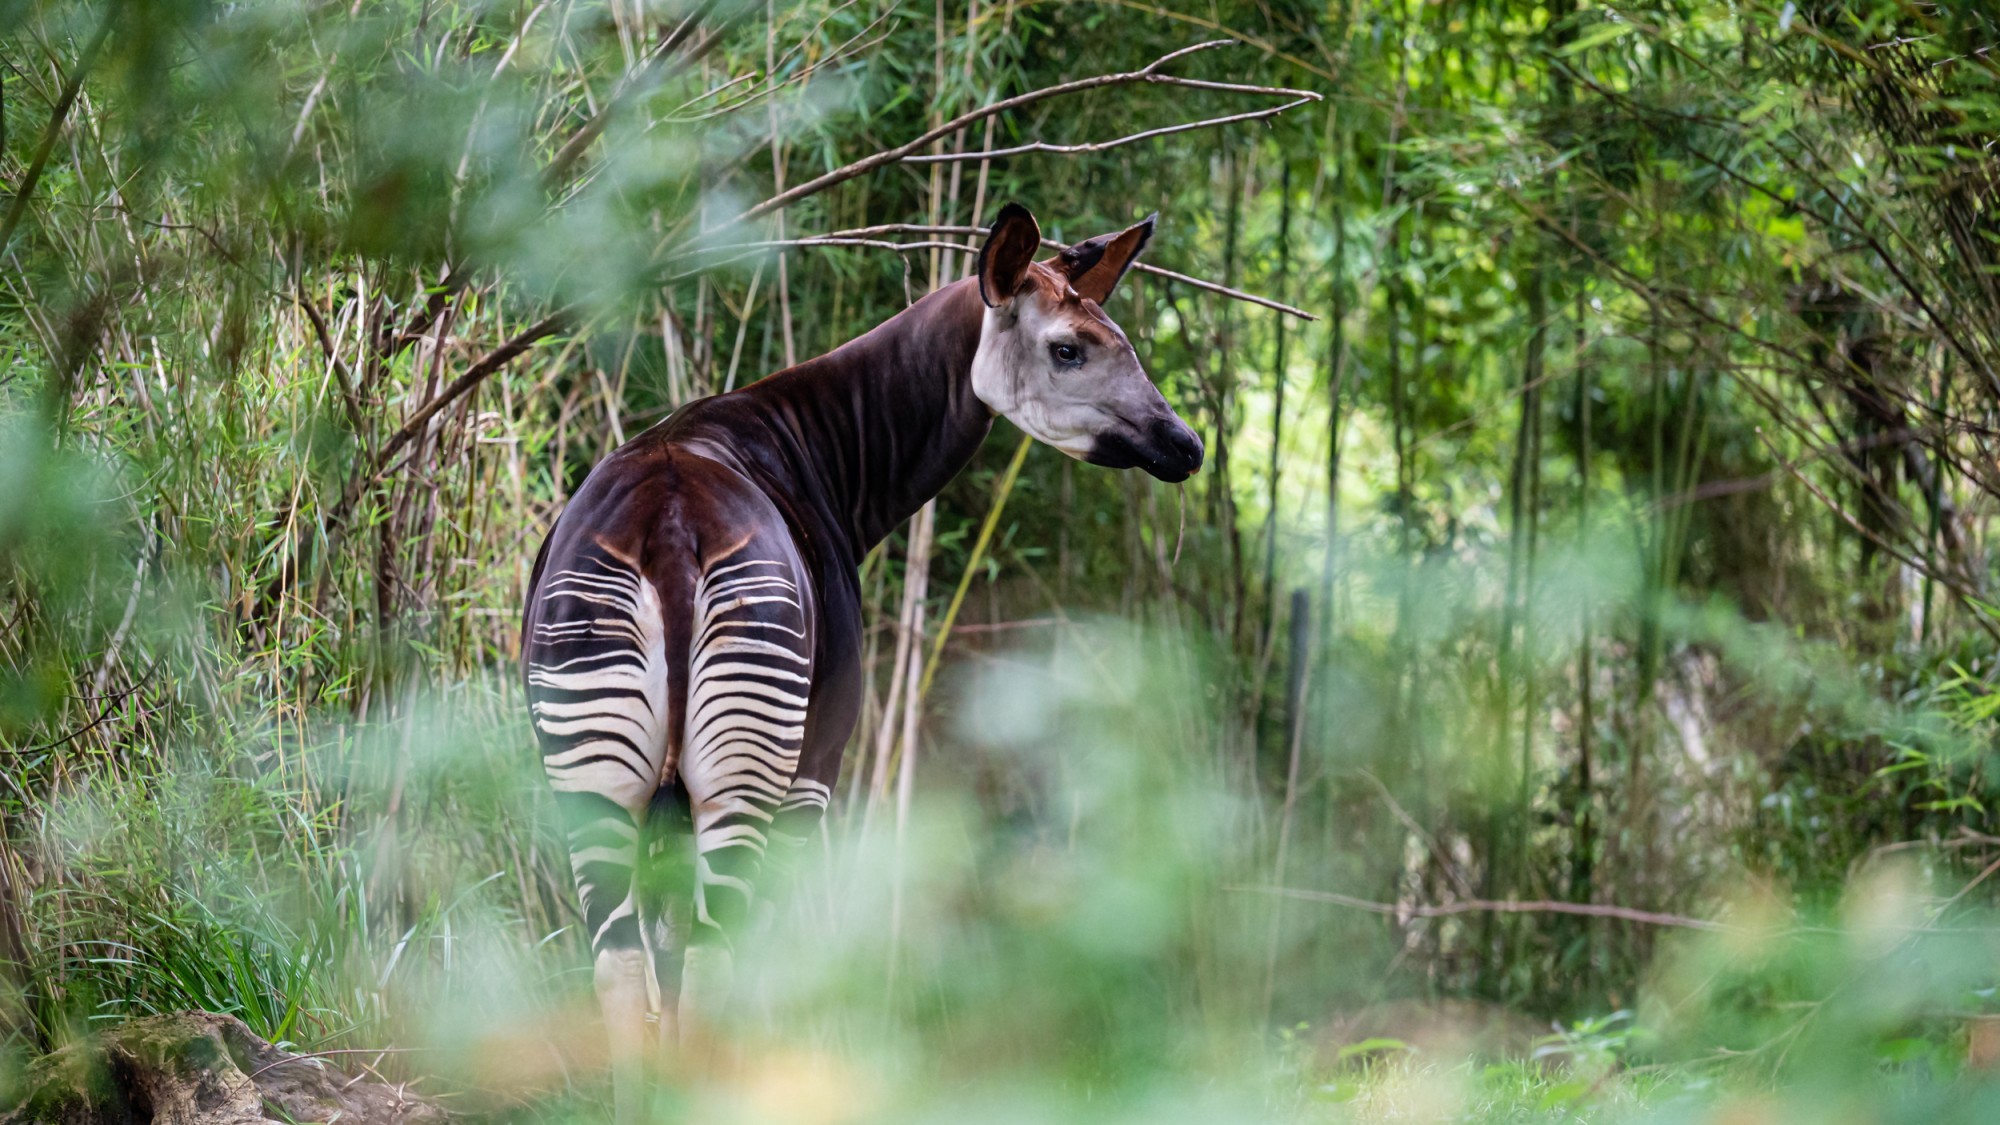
[1932,853,2000,915]
[1171,485,1186,567]
[1757,427,1999,640]
[693,236,978,255]
[0,11,114,254]
[948,617,1061,634]
[543,3,722,187]
[1233,883,1735,932]
[381,264,471,360]
[1356,768,1475,898]
[247,1047,431,1082]
[671,8,895,124]
[138,216,240,265]
[371,314,568,488]
[294,281,365,432]
[326,311,569,548]
[1052,0,1337,81]
[14,660,160,755]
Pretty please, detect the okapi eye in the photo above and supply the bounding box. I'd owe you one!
[1050,342,1084,367]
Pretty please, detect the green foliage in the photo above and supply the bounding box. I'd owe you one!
[11,0,2000,1118]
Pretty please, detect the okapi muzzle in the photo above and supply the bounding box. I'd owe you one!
[971,203,1204,483]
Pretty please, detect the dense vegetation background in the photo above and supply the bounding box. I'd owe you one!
[6,0,2000,1118]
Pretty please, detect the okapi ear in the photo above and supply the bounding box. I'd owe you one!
[978,203,1042,308]
[1061,213,1156,304]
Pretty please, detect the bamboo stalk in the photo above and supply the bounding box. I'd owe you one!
[917,432,1033,701]
[1261,588,1312,1023]
[867,429,1035,846]
[868,502,935,815]
[766,0,797,369]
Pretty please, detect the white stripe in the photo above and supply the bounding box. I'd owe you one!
[529,557,670,811]
[682,554,811,856]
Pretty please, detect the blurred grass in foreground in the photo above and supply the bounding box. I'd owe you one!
[6,613,2000,1121]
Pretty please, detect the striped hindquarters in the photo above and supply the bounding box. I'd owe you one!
[682,552,813,935]
[526,549,672,966]
[527,552,672,811]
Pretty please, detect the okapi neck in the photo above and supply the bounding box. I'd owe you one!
[735,277,995,556]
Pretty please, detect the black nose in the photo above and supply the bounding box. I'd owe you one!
[1083,416,1206,480]
[1145,416,1204,482]
[1155,417,1203,472]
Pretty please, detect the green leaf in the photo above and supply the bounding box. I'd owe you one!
[1335,1037,1414,1062]
[1539,1080,1592,1109]
[1561,20,1637,54]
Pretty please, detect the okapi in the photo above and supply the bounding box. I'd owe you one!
[521,203,1202,1087]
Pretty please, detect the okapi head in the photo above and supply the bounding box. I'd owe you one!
[971,203,1205,483]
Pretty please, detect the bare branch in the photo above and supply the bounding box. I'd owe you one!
[814,223,988,238]
[689,236,978,255]
[1234,884,1736,932]
[1756,427,1999,641]
[1135,258,1316,321]
[671,71,757,117]
[307,307,571,611]
[902,95,1318,164]
[1078,0,1337,81]
[731,40,1316,225]
[13,660,161,756]
[381,268,466,359]
[769,0,863,75]
[370,312,569,480]
[292,282,365,433]
[0,11,113,255]
[810,223,1320,320]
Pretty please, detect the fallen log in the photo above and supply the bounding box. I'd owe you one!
[1,1012,445,1125]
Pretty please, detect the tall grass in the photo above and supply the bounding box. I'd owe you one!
[7,602,2000,1120]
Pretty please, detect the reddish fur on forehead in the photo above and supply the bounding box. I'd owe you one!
[1020,261,1070,302]
[1020,261,1126,335]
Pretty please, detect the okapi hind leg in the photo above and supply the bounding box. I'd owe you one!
[752,779,833,933]
[552,793,653,1122]
[524,542,676,1112]
[678,786,828,1040]
[677,550,815,1030]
